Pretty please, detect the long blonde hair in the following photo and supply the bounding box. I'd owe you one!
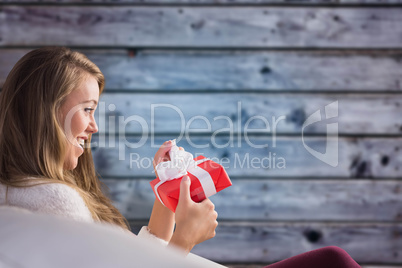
[0,47,129,230]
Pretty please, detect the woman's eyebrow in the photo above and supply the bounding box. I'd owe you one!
[81,99,98,105]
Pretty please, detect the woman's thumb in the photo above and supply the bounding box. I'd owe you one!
[178,175,192,203]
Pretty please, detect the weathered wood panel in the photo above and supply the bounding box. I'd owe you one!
[192,222,402,264]
[102,178,402,221]
[128,221,402,264]
[79,50,402,92]
[1,2,401,267]
[0,49,27,87]
[1,7,402,48]
[94,93,402,134]
[2,0,402,5]
[92,136,402,178]
[2,49,402,92]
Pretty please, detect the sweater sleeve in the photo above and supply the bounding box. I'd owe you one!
[137,226,169,246]
[3,183,94,223]
[137,227,226,267]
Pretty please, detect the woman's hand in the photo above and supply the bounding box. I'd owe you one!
[152,140,185,176]
[153,140,174,177]
[148,140,176,241]
[169,176,218,254]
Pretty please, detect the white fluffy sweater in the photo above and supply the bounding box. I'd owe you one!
[0,179,163,244]
[0,179,227,267]
[0,180,94,223]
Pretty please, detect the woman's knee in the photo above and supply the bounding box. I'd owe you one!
[318,246,360,267]
[321,246,348,255]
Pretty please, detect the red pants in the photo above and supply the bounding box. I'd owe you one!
[264,246,361,268]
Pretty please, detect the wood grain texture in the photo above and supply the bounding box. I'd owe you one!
[81,50,402,92]
[128,221,402,264]
[0,49,27,87]
[92,136,402,178]
[2,49,402,92]
[93,92,402,134]
[102,178,402,221]
[2,0,402,4]
[191,222,402,264]
[1,7,402,48]
[1,3,401,267]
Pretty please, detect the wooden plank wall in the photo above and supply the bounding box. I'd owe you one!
[1,1,402,267]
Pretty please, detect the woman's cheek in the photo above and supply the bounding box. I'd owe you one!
[72,114,86,134]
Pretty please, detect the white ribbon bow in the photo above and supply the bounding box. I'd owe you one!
[156,141,196,182]
[154,140,217,206]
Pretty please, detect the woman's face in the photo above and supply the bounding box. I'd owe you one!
[59,75,99,170]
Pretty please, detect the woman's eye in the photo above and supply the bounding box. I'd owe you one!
[84,108,94,113]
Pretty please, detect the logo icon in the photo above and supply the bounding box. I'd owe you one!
[302,101,339,167]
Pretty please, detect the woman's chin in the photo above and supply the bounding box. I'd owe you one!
[63,158,79,170]
[63,147,84,170]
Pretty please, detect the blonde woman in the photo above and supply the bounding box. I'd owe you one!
[0,47,217,254]
[0,47,361,267]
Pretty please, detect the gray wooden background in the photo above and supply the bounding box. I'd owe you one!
[1,1,402,267]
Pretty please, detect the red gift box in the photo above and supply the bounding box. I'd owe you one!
[150,155,232,212]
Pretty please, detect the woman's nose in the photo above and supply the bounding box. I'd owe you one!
[87,117,98,134]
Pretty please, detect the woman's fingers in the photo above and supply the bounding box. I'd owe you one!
[153,140,174,177]
[178,176,192,204]
[153,142,184,168]
[175,186,219,248]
